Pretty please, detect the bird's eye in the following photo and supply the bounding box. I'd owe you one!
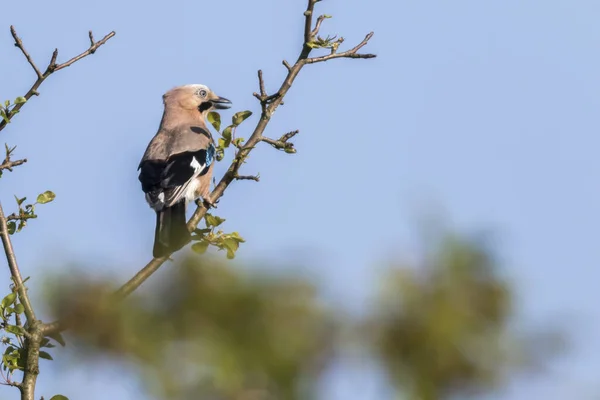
[198,89,208,98]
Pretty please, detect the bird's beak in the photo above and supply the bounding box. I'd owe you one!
[212,96,232,110]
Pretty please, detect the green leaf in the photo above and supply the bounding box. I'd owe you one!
[216,148,225,162]
[39,351,53,360]
[50,396,69,400]
[47,331,66,347]
[222,238,240,259]
[223,238,240,255]
[4,325,24,336]
[229,231,246,243]
[1,293,17,308]
[323,14,333,18]
[14,97,26,105]
[222,126,233,147]
[4,100,9,108]
[14,196,26,206]
[7,222,15,235]
[233,137,245,147]
[0,110,9,124]
[218,138,226,150]
[191,241,209,254]
[205,213,225,228]
[232,111,252,126]
[36,190,56,204]
[207,111,221,132]
[13,304,24,315]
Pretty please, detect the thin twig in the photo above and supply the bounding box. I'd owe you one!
[0,158,27,173]
[258,70,266,97]
[282,60,292,72]
[280,130,299,142]
[235,174,260,182]
[304,32,376,64]
[53,31,115,71]
[113,257,168,299]
[10,27,42,79]
[261,137,295,153]
[261,130,299,152]
[311,15,327,38]
[0,27,115,133]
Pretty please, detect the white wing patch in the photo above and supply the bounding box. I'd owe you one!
[184,156,206,202]
[150,156,209,209]
[190,156,205,174]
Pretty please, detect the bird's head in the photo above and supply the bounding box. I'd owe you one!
[163,84,232,117]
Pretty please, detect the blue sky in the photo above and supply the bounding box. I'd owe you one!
[1,0,600,398]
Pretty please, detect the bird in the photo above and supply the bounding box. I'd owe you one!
[138,84,232,258]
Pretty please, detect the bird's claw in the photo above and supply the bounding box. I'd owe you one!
[201,197,218,209]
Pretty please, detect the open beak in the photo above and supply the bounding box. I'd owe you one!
[212,96,232,110]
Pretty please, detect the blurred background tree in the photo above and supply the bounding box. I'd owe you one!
[40,230,564,400]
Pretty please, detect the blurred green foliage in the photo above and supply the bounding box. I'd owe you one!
[368,234,564,400]
[46,258,335,400]
[40,232,564,400]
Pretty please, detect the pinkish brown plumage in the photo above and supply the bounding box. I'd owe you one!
[138,84,231,258]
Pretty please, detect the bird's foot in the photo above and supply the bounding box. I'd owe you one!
[198,196,218,209]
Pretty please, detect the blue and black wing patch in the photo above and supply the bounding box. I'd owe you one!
[139,144,216,209]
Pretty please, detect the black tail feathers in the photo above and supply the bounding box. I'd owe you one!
[153,202,191,258]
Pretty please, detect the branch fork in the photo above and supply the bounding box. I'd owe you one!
[0,26,115,133]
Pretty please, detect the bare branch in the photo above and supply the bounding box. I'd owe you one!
[282,60,292,72]
[303,0,318,44]
[10,26,42,79]
[53,30,115,72]
[261,130,298,153]
[0,158,27,173]
[253,69,268,110]
[88,31,95,48]
[258,70,267,97]
[235,174,260,182]
[280,130,299,142]
[0,27,115,133]
[304,32,376,64]
[46,49,58,76]
[311,15,328,38]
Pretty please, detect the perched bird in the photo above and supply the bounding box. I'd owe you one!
[138,84,232,258]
